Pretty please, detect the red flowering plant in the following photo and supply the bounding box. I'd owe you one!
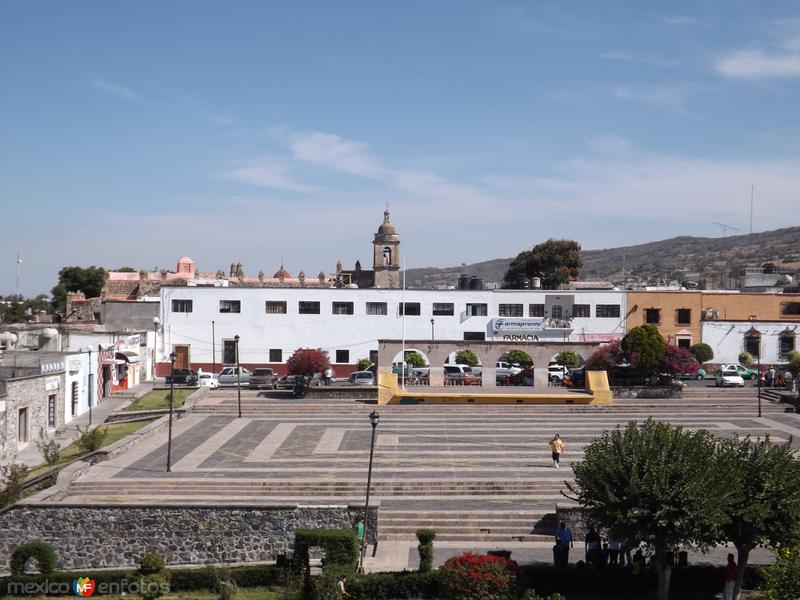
[584,340,625,370]
[439,552,524,600]
[286,348,330,379]
[662,345,699,377]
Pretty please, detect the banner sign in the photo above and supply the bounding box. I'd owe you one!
[492,318,545,333]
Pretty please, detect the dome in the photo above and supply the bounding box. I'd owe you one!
[273,263,291,278]
[377,210,396,235]
[178,257,195,264]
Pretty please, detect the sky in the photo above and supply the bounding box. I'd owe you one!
[2,1,800,296]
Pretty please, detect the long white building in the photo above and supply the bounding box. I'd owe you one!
[156,286,627,374]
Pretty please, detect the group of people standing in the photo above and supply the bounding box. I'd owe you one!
[554,522,633,568]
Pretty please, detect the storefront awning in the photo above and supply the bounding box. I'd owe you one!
[116,350,140,364]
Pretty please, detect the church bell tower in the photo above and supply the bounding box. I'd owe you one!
[373,210,401,288]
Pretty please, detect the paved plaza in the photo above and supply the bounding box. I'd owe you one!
[48,386,799,570]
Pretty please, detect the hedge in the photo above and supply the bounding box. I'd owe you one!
[9,542,57,576]
[347,570,440,599]
[293,528,359,571]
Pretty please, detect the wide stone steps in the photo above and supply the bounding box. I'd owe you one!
[380,532,553,542]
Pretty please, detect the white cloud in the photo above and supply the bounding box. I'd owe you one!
[613,83,696,110]
[85,78,140,101]
[601,51,679,68]
[223,159,323,193]
[715,49,800,79]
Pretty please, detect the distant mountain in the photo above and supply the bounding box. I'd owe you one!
[405,227,800,288]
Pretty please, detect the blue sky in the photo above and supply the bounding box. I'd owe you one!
[3,1,800,295]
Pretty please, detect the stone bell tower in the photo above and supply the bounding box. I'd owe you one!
[373,210,401,288]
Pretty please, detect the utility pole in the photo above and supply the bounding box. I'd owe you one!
[15,252,22,297]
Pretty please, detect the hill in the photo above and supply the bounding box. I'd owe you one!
[405,226,800,288]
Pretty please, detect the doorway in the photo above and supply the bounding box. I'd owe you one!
[174,345,190,369]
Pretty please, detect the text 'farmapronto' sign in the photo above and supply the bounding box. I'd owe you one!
[492,318,545,333]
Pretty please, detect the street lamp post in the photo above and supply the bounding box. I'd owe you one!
[166,351,177,472]
[152,316,160,382]
[430,318,434,341]
[235,334,242,418]
[211,320,216,376]
[359,410,380,573]
[757,346,762,418]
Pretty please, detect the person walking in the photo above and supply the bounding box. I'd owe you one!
[723,553,737,600]
[337,575,351,598]
[549,433,565,468]
[554,521,573,567]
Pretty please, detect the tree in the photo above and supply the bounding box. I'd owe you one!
[554,350,580,366]
[713,436,800,600]
[738,352,754,367]
[788,354,800,378]
[501,350,533,367]
[689,343,714,365]
[761,547,800,600]
[584,340,624,371]
[455,349,479,367]
[51,265,107,310]
[566,420,726,600]
[0,294,54,324]
[502,239,582,290]
[357,358,372,371]
[287,348,330,379]
[621,324,666,375]
[662,346,698,377]
[404,351,426,368]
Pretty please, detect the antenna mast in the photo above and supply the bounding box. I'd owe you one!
[749,185,754,235]
[713,222,741,237]
[15,252,22,297]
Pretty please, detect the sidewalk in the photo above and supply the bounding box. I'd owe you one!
[9,381,154,468]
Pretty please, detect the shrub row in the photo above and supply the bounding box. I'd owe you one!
[293,528,359,571]
[347,570,440,599]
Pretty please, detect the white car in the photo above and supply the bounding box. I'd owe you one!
[348,371,376,385]
[715,369,745,387]
[548,364,568,382]
[198,373,219,389]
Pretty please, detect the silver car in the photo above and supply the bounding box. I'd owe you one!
[217,366,251,386]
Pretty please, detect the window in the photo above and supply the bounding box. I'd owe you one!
[677,338,691,349]
[223,340,237,364]
[366,302,388,315]
[332,302,354,315]
[783,302,800,315]
[299,301,321,314]
[745,334,761,358]
[71,382,78,417]
[18,408,28,444]
[676,308,692,325]
[335,349,350,363]
[369,350,378,364]
[573,304,590,318]
[48,394,56,428]
[551,305,563,319]
[529,304,545,317]
[463,332,485,341]
[219,300,241,313]
[645,308,660,324]
[466,303,488,317]
[779,334,795,359]
[269,348,282,363]
[399,302,421,316]
[265,301,287,314]
[499,304,523,317]
[433,303,454,316]
[171,299,193,313]
[596,304,621,318]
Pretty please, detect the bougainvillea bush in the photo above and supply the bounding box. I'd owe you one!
[662,345,699,376]
[439,552,523,600]
[286,348,330,378]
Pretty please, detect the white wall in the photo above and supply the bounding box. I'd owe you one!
[701,321,799,365]
[159,286,627,368]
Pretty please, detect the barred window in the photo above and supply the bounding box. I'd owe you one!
[269,349,282,362]
[499,304,523,317]
[332,302,354,315]
[299,301,321,314]
[171,299,193,313]
[676,309,691,325]
[399,302,421,316]
[596,304,621,318]
[335,349,350,363]
[366,302,387,315]
[529,304,545,317]
[219,300,241,313]
[433,303,454,316]
[265,301,287,314]
[573,304,590,318]
[466,303,488,316]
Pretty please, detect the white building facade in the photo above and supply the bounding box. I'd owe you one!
[701,320,799,365]
[157,286,628,374]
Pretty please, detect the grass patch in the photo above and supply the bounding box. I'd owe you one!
[25,420,155,480]
[123,389,194,412]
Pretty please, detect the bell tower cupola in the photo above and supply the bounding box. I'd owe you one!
[372,210,401,288]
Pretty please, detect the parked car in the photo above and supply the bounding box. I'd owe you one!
[564,368,586,388]
[548,364,568,383]
[676,368,707,381]
[444,364,481,385]
[715,368,745,387]
[197,372,219,389]
[275,373,323,390]
[249,368,277,389]
[165,368,197,386]
[217,366,252,386]
[722,364,758,380]
[348,371,376,385]
[495,361,522,380]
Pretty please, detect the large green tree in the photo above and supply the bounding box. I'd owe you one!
[713,436,800,600]
[567,420,727,600]
[502,239,582,289]
[621,324,666,375]
[0,294,54,323]
[51,265,107,310]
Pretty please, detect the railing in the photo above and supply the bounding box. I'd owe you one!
[545,318,575,329]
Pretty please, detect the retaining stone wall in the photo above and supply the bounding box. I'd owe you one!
[0,504,378,572]
[612,386,682,399]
